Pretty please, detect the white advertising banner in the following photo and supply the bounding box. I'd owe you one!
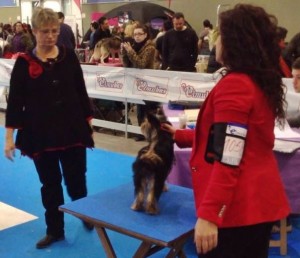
[0,59,14,87]
[0,59,297,112]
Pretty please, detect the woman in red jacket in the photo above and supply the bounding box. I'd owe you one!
[163,4,290,258]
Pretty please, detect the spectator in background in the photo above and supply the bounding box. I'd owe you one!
[122,21,139,44]
[1,24,14,58]
[287,57,300,128]
[75,23,82,47]
[121,23,158,141]
[283,31,300,69]
[155,20,173,59]
[206,45,222,73]
[81,27,92,48]
[56,11,76,50]
[162,12,198,72]
[277,26,292,78]
[89,21,99,49]
[2,23,14,43]
[90,16,111,50]
[11,21,33,53]
[26,24,36,47]
[155,20,173,69]
[198,19,213,55]
[111,24,123,38]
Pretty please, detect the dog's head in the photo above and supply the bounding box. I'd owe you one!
[141,108,171,142]
[92,39,108,60]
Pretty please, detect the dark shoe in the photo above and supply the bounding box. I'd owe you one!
[82,221,94,231]
[134,135,145,141]
[36,235,65,249]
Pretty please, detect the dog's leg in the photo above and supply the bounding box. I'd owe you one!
[145,177,159,215]
[147,172,167,215]
[131,178,146,211]
[101,52,110,64]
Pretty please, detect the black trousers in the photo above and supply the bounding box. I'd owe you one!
[199,222,273,258]
[33,147,87,237]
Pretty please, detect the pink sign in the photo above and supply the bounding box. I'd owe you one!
[91,12,104,22]
[90,12,118,26]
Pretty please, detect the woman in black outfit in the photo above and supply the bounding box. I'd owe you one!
[4,7,94,249]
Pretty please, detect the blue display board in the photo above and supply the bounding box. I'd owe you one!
[0,0,17,7]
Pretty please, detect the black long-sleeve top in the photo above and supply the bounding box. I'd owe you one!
[6,47,94,158]
[162,28,198,71]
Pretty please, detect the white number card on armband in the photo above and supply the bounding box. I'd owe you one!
[221,124,247,166]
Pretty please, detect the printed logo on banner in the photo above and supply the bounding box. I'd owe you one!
[95,72,125,93]
[132,75,169,98]
[180,79,212,101]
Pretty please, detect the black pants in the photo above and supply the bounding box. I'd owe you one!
[199,222,273,258]
[33,147,87,237]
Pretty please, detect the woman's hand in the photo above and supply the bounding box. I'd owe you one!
[5,128,15,162]
[194,218,218,254]
[161,123,176,138]
[122,42,133,53]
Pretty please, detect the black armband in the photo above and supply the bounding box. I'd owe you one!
[205,122,248,166]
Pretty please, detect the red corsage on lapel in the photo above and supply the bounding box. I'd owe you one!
[14,52,43,79]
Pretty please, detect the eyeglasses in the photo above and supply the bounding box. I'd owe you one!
[39,29,60,36]
[133,32,145,37]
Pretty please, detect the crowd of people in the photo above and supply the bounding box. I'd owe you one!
[1,8,299,77]
[0,21,34,58]
[2,3,300,257]
[0,11,76,58]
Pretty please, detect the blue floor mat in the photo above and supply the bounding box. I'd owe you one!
[0,128,299,257]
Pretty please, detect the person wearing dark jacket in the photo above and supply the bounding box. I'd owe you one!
[162,12,198,72]
[90,16,111,50]
[5,8,94,249]
[56,11,76,49]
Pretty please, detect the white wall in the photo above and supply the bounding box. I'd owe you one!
[20,0,62,25]
[20,1,32,24]
[43,0,61,11]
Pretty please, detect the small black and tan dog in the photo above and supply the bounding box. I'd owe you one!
[131,109,174,215]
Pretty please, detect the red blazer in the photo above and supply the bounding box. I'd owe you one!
[175,73,290,228]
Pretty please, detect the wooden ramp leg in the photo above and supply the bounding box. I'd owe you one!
[269,218,287,256]
[95,227,117,258]
[279,218,287,255]
[133,241,153,258]
[166,236,189,258]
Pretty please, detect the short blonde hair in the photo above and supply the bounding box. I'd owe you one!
[124,22,139,38]
[31,7,59,29]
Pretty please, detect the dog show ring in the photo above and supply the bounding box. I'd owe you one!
[59,183,196,258]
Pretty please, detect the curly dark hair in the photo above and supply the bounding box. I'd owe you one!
[219,4,286,123]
